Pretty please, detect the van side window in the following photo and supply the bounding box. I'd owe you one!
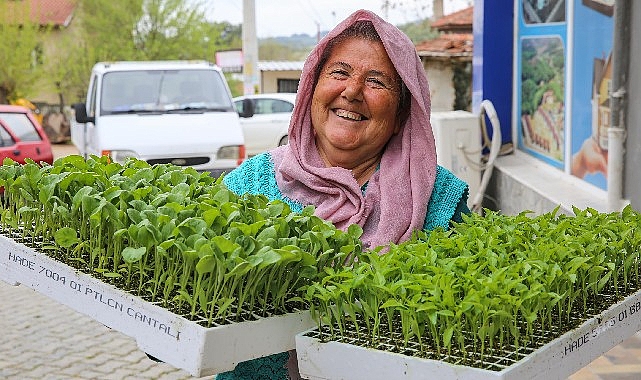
[88,75,98,118]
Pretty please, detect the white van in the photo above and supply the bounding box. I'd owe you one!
[72,60,247,177]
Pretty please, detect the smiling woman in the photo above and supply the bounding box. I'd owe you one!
[219,9,470,379]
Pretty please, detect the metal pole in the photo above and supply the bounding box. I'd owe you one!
[242,0,259,94]
[607,0,631,212]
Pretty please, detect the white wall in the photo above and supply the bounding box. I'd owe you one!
[424,60,456,112]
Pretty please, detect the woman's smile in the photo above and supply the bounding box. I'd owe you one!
[333,108,367,121]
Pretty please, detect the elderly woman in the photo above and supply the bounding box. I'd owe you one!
[217,9,469,380]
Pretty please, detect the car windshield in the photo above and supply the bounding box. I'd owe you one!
[100,69,235,115]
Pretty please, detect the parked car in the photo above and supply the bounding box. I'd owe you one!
[0,104,54,165]
[72,61,246,178]
[233,93,296,157]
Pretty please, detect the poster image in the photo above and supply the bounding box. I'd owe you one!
[516,0,614,189]
[522,0,566,24]
[516,0,567,168]
[581,0,614,16]
[569,1,614,189]
[519,36,565,165]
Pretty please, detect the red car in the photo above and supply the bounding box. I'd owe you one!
[0,104,54,165]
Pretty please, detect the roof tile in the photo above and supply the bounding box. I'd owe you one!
[3,0,75,27]
[431,6,473,33]
[415,33,473,57]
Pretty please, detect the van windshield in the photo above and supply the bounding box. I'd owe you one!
[100,69,234,115]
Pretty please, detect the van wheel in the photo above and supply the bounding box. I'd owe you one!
[279,136,288,146]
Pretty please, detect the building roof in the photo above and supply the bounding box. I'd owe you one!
[258,61,305,72]
[431,6,473,34]
[3,0,75,27]
[415,6,474,61]
[415,33,473,60]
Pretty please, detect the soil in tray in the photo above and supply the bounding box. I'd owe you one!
[305,284,640,372]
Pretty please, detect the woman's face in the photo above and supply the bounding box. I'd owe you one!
[311,37,402,169]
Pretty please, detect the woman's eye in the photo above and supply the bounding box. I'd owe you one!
[329,69,349,78]
[367,78,387,88]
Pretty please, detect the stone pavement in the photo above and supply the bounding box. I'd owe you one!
[0,143,639,380]
[0,280,211,380]
[2,278,641,380]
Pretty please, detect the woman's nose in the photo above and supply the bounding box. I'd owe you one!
[341,78,364,102]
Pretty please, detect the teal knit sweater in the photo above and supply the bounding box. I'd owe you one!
[223,152,469,231]
[216,152,469,380]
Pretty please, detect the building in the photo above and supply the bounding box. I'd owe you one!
[2,0,77,104]
[257,61,304,93]
[415,6,474,112]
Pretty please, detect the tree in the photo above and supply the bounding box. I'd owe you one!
[0,2,49,103]
[397,19,439,44]
[259,38,310,61]
[57,0,242,103]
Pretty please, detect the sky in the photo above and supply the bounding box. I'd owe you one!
[202,0,473,38]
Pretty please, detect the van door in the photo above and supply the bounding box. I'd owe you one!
[71,73,99,157]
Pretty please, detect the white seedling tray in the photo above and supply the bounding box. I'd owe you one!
[296,288,641,380]
[0,234,314,377]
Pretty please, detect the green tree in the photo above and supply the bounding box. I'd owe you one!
[207,22,242,55]
[58,0,242,103]
[0,2,49,103]
[47,35,96,106]
[397,19,439,44]
[259,39,310,61]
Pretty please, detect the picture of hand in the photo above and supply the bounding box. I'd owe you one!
[571,136,608,178]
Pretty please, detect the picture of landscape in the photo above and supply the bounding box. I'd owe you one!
[520,36,565,163]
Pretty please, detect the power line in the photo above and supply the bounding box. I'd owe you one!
[299,0,327,31]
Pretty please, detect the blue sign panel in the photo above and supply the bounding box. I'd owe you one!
[515,0,614,189]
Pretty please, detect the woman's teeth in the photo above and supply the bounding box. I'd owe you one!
[335,109,363,121]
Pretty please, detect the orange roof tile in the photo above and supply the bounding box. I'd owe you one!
[415,33,473,57]
[3,0,75,27]
[431,6,473,33]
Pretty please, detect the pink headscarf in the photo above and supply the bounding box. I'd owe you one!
[271,9,437,248]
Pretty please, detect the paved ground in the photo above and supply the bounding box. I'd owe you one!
[0,280,209,380]
[0,143,639,379]
[51,141,80,160]
[3,276,641,380]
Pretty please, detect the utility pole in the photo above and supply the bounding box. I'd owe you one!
[433,0,444,19]
[242,0,259,94]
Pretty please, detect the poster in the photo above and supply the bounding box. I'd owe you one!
[516,0,614,190]
[569,0,614,189]
[516,0,567,168]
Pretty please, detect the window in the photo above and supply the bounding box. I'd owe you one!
[0,113,41,142]
[277,79,299,93]
[101,69,232,114]
[253,99,294,114]
[0,125,15,147]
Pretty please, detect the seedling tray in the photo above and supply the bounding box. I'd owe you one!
[296,288,641,380]
[0,234,315,377]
